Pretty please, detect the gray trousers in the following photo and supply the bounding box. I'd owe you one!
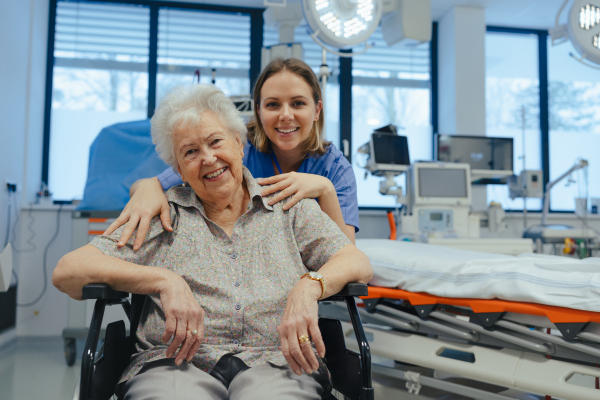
[119,359,323,400]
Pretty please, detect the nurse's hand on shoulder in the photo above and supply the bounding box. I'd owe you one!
[103,177,172,251]
[258,172,334,210]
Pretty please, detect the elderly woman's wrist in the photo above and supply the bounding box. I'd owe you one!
[154,268,179,293]
[298,278,324,300]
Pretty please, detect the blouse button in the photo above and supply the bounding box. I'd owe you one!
[235,304,241,311]
[233,340,239,345]
[231,253,238,260]
[234,282,241,287]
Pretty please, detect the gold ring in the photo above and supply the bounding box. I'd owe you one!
[190,329,198,336]
[298,334,310,344]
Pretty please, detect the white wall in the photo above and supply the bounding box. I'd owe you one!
[1,2,30,237]
[0,0,49,343]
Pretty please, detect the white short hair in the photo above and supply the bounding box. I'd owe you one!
[151,84,247,168]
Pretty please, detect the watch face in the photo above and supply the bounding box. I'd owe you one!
[309,271,323,280]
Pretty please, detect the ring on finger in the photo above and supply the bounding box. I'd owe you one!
[298,334,310,344]
[189,329,198,336]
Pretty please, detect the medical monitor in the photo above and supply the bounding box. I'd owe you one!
[412,163,471,206]
[372,133,410,165]
[436,134,513,183]
[367,132,410,176]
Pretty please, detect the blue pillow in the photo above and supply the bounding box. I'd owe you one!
[77,119,169,210]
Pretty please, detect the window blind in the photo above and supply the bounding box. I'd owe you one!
[352,27,430,88]
[158,8,250,79]
[54,0,150,68]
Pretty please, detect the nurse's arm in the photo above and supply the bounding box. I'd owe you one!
[316,185,355,243]
[259,173,354,243]
[103,177,172,250]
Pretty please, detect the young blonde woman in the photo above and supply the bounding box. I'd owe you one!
[105,58,359,246]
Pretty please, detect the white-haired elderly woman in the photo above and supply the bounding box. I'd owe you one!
[53,84,372,400]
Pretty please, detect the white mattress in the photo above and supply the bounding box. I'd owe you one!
[356,239,600,312]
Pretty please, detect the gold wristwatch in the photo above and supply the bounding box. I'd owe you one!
[301,271,326,300]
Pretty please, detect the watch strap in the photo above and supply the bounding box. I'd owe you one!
[301,272,326,300]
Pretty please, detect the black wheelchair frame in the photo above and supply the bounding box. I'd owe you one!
[79,282,373,400]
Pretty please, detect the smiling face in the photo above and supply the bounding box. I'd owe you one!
[257,70,323,155]
[174,111,245,205]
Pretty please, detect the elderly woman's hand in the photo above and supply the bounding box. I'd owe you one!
[159,271,205,365]
[258,172,333,211]
[277,278,326,376]
[104,177,172,251]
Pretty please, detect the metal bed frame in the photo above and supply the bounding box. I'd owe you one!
[322,287,600,399]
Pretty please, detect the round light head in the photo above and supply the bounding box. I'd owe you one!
[568,0,600,64]
[303,0,383,48]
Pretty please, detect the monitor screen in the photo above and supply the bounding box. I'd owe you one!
[437,135,513,171]
[418,168,468,198]
[372,134,410,165]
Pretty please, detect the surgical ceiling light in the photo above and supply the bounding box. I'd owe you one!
[551,0,600,69]
[579,3,600,29]
[302,0,383,54]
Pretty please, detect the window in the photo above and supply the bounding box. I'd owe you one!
[547,37,600,211]
[49,1,150,201]
[45,0,258,201]
[156,9,251,103]
[263,25,341,148]
[485,31,542,211]
[351,27,431,208]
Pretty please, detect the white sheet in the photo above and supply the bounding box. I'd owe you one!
[356,239,600,312]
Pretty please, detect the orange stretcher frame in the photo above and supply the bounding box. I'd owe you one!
[362,286,600,325]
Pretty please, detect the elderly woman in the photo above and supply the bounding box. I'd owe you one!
[52,84,372,400]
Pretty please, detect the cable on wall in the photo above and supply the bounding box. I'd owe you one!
[17,205,62,308]
[10,196,36,254]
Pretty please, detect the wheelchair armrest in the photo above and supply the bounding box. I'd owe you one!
[82,283,129,300]
[325,282,368,301]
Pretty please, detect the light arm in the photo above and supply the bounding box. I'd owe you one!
[541,159,588,225]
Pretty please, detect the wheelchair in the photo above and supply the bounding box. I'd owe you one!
[75,282,373,400]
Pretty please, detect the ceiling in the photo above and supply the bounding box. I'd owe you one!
[166,0,571,30]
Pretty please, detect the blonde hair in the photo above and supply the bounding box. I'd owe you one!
[151,84,247,168]
[249,58,330,157]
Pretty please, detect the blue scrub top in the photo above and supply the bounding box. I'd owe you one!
[157,142,359,231]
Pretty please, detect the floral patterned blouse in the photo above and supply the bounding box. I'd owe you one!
[90,167,350,384]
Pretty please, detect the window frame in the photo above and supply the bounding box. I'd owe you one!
[42,0,264,186]
[43,1,438,206]
[486,26,553,213]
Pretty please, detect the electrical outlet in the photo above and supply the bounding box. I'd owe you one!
[5,180,17,193]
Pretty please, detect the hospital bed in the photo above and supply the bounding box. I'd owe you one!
[322,239,600,400]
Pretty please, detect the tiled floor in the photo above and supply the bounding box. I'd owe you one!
[0,337,81,400]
